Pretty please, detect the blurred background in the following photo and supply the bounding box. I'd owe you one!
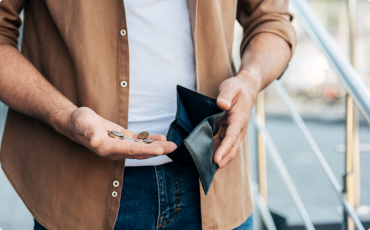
[1,0,370,229]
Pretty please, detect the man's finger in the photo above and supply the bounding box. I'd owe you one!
[218,126,226,140]
[132,133,167,141]
[220,110,229,128]
[217,126,248,168]
[217,130,245,168]
[118,129,134,138]
[104,140,177,160]
[217,81,239,111]
[218,147,238,168]
[213,122,242,164]
[149,134,167,141]
[150,141,177,153]
[110,139,165,156]
[214,137,222,154]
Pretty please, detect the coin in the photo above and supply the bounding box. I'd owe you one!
[137,131,149,140]
[143,139,154,143]
[107,130,124,140]
[111,130,124,137]
[124,137,135,142]
[110,135,123,140]
[134,139,145,144]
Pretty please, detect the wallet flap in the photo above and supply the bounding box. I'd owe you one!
[184,110,225,194]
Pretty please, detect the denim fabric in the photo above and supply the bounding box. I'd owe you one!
[234,214,253,230]
[114,162,202,230]
[34,162,253,230]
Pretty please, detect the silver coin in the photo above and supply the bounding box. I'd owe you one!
[143,139,154,143]
[123,137,135,142]
[111,130,124,137]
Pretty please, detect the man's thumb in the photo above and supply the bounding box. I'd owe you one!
[89,126,106,148]
[217,82,238,110]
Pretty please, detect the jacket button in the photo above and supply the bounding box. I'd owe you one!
[120,81,127,88]
[112,191,118,197]
[120,29,127,36]
[113,180,119,187]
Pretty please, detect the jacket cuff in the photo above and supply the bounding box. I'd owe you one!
[0,33,19,50]
[240,19,297,61]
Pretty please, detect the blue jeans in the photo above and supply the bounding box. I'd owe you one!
[34,162,252,229]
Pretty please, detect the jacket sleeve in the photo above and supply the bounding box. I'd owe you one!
[237,0,297,59]
[0,0,25,49]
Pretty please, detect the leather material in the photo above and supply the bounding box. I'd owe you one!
[167,85,225,194]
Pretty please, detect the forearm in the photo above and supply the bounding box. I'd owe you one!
[0,44,77,138]
[237,32,291,93]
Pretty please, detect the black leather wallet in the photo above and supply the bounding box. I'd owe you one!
[166,85,225,195]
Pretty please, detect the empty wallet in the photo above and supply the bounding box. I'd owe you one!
[166,85,225,195]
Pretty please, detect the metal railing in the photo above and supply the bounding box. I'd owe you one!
[291,0,370,125]
[243,0,370,229]
[252,113,316,230]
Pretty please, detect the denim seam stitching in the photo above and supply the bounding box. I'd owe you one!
[159,164,181,228]
[154,166,162,229]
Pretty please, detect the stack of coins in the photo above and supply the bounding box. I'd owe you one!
[107,130,124,140]
[107,130,154,144]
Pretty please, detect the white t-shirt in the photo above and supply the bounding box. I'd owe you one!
[124,0,196,166]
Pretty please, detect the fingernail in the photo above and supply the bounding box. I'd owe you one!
[218,156,222,164]
[218,99,230,108]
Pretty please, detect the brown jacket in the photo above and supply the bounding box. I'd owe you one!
[0,0,296,229]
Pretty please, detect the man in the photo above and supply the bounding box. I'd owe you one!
[0,0,295,229]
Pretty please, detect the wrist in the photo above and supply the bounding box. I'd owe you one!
[236,67,264,96]
[50,105,78,140]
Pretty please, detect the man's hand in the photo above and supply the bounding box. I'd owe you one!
[213,32,291,169]
[214,76,257,169]
[0,45,177,161]
[68,107,177,160]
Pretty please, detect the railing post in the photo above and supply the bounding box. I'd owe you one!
[257,92,267,201]
[344,0,360,229]
[256,91,268,212]
[344,97,360,230]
